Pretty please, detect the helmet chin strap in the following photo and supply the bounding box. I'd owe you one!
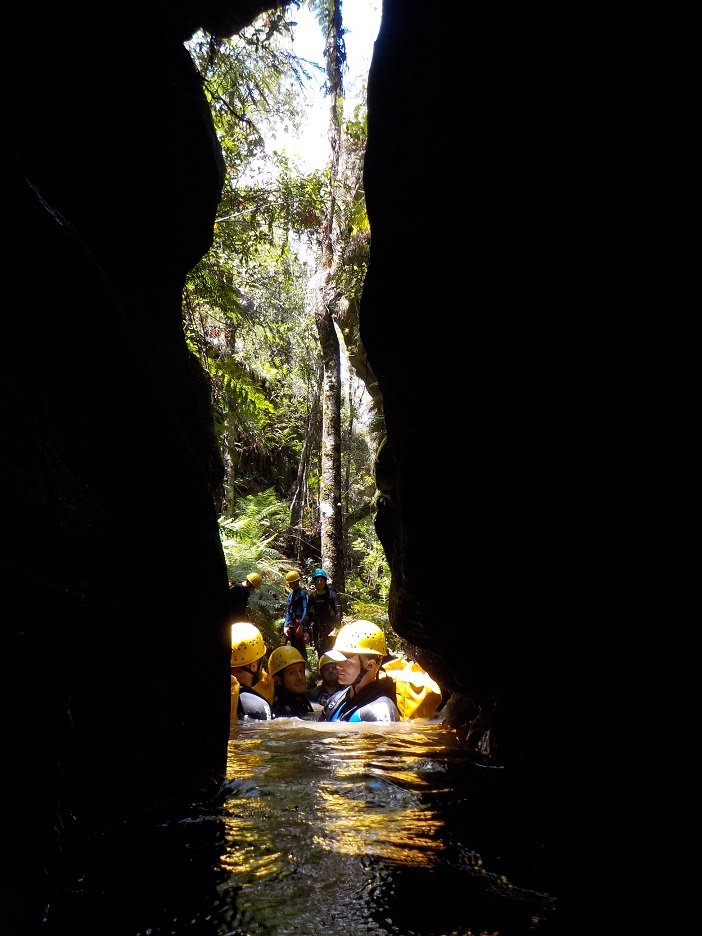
[350,659,375,693]
[351,670,365,691]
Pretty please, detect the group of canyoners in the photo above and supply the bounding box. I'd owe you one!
[228,568,444,724]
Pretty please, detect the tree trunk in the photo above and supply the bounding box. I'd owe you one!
[311,0,347,601]
[315,305,344,595]
[289,368,322,542]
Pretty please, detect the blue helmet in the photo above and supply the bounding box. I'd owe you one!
[313,568,327,580]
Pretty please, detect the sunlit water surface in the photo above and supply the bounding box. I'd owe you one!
[43,718,558,935]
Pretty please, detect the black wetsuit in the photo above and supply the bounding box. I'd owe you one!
[271,686,315,719]
[237,685,272,720]
[306,681,339,707]
[318,676,400,722]
[228,581,251,622]
[303,585,342,654]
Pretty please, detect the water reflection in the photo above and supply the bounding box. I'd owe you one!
[42,718,557,935]
[218,719,556,936]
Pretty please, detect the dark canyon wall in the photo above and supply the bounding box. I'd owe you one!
[360,2,698,932]
[2,3,271,930]
[2,1,698,933]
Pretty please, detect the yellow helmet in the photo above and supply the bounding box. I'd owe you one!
[230,622,265,666]
[285,570,301,585]
[246,572,262,588]
[319,653,338,670]
[328,620,388,658]
[268,645,305,677]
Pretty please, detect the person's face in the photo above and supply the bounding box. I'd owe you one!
[320,662,338,684]
[314,577,326,590]
[281,661,307,695]
[333,653,363,686]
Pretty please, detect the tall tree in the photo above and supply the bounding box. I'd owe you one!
[310,0,346,601]
[184,5,384,597]
[184,15,327,514]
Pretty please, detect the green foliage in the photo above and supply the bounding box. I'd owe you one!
[346,516,391,603]
[187,14,315,175]
[220,489,293,632]
[220,489,289,571]
[182,6,380,511]
[185,5,390,634]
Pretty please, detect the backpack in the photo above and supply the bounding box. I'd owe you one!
[383,657,443,720]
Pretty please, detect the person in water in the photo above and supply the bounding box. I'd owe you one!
[318,620,400,723]
[305,652,341,708]
[230,621,274,722]
[268,645,315,718]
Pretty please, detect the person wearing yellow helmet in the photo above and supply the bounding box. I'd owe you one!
[268,646,314,719]
[228,571,263,623]
[230,621,273,722]
[305,652,341,709]
[282,570,310,663]
[318,621,400,723]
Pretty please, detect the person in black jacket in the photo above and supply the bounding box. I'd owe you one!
[228,571,262,622]
[268,646,314,719]
[305,653,341,708]
[302,568,342,655]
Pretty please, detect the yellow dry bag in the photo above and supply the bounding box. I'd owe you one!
[383,657,443,720]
